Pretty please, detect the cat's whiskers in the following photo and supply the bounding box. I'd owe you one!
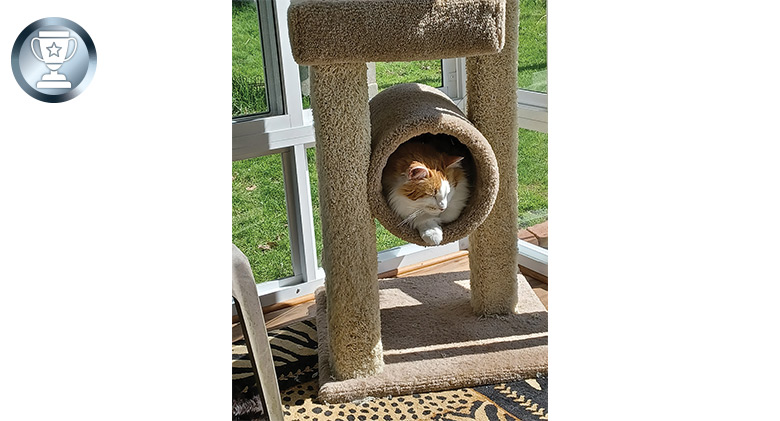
[399,209,423,227]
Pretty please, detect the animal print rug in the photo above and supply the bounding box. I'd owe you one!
[233,320,548,421]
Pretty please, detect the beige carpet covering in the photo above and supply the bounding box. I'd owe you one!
[288,0,506,65]
[310,63,385,379]
[315,271,548,403]
[368,83,499,246]
[466,0,521,315]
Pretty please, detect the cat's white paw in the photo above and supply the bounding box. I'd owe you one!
[420,226,443,246]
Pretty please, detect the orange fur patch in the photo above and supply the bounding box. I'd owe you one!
[383,142,465,201]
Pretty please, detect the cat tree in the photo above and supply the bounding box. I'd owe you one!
[288,0,547,402]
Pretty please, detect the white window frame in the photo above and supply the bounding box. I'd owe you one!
[232,0,548,308]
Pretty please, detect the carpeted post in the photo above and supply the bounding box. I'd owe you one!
[310,62,384,379]
[466,0,520,315]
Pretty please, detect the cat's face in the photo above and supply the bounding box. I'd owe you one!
[400,157,462,216]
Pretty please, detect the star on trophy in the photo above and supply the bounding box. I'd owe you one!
[31,31,77,89]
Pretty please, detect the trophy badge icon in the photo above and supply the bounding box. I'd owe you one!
[12,17,97,102]
[31,30,78,89]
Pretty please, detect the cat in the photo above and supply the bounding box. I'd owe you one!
[382,135,471,246]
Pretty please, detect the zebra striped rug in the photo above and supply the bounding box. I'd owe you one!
[233,320,548,421]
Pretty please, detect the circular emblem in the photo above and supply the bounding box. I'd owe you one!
[11,17,97,103]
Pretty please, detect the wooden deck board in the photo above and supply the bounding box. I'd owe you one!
[263,299,317,332]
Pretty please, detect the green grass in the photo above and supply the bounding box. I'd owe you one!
[517,128,548,227]
[232,0,268,116]
[375,61,443,91]
[232,155,294,283]
[518,0,548,92]
[232,1,548,282]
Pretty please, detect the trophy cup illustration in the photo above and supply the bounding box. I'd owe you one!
[30,31,77,89]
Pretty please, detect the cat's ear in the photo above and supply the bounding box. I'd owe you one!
[444,155,464,169]
[408,162,429,180]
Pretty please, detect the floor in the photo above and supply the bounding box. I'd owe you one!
[234,249,548,338]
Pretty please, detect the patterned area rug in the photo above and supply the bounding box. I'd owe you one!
[233,320,548,421]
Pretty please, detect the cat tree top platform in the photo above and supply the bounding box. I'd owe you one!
[288,0,507,65]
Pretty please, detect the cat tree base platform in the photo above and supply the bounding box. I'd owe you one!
[314,271,548,403]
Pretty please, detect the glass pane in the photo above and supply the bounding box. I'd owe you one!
[306,147,322,267]
[232,155,294,283]
[232,0,269,117]
[375,60,443,92]
[518,0,547,93]
[517,128,548,228]
[375,221,408,252]
[300,65,311,109]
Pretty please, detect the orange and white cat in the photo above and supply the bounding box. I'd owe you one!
[382,139,470,246]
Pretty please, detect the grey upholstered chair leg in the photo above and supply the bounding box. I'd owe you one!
[232,244,284,421]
